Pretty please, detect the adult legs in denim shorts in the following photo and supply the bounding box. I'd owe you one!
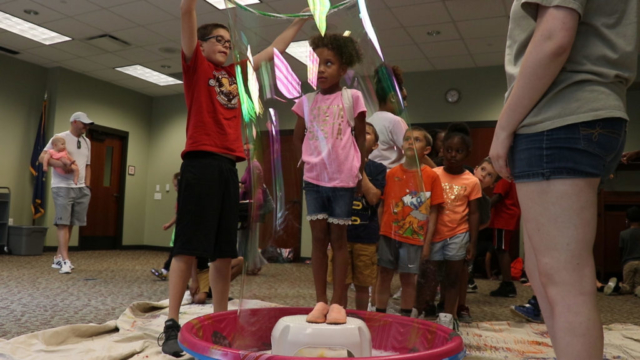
[509,118,626,358]
[303,181,355,321]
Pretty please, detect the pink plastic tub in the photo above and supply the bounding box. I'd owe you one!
[179,307,465,359]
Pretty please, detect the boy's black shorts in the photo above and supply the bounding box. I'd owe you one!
[174,151,239,261]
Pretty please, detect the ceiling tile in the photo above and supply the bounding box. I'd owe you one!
[114,47,164,62]
[268,0,309,14]
[196,9,231,25]
[142,58,182,74]
[384,0,440,8]
[85,53,133,67]
[115,76,159,89]
[465,36,506,54]
[391,58,434,73]
[429,54,476,70]
[369,9,401,31]
[87,0,138,7]
[109,1,174,25]
[85,68,131,81]
[391,2,451,27]
[12,51,53,66]
[143,41,181,59]
[406,22,460,43]
[41,18,103,40]
[26,46,75,61]
[419,40,468,58]
[235,3,281,28]
[111,27,169,47]
[456,17,508,39]
[163,83,184,94]
[145,19,181,42]
[381,44,425,62]
[0,0,66,24]
[445,0,506,21]
[74,9,137,32]
[377,27,415,47]
[253,23,308,44]
[58,57,105,72]
[472,51,505,67]
[52,40,105,57]
[503,0,514,13]
[147,0,216,16]
[33,0,101,16]
[0,31,42,50]
[361,0,387,11]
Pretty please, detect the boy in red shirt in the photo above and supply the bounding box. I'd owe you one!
[159,1,308,356]
[375,127,444,316]
[489,179,521,297]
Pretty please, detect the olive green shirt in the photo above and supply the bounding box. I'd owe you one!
[505,0,638,134]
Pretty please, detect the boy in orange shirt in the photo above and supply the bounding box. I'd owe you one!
[375,127,444,316]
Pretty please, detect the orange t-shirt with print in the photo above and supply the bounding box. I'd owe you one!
[433,167,482,242]
[380,164,445,246]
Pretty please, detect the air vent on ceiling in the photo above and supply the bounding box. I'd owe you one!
[85,34,131,52]
[0,46,20,55]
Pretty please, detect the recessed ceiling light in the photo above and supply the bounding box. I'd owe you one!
[158,46,179,54]
[343,30,351,37]
[285,40,309,66]
[205,0,261,10]
[427,30,441,37]
[115,65,183,86]
[160,65,172,69]
[0,11,71,45]
[23,9,39,16]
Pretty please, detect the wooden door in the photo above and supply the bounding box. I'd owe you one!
[258,132,304,259]
[79,131,124,250]
[466,127,495,169]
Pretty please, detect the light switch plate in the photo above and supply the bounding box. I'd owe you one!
[166,184,170,192]
[155,185,160,191]
[154,193,162,200]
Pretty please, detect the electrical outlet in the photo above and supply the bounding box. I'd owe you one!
[8,218,13,225]
[154,193,162,200]
[155,185,160,192]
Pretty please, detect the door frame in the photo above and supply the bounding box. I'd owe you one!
[79,124,129,250]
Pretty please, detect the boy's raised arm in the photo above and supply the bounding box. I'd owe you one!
[181,0,199,63]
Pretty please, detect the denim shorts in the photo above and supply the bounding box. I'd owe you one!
[510,118,627,183]
[303,181,355,224]
[429,232,469,261]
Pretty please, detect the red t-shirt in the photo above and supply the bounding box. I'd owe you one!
[181,45,247,161]
[489,179,520,231]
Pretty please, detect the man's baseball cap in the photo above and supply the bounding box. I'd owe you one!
[70,112,94,125]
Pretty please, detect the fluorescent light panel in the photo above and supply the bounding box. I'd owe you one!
[0,11,71,45]
[206,0,261,10]
[286,41,310,66]
[115,65,182,86]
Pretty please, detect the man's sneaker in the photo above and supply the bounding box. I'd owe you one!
[59,260,72,274]
[158,319,184,357]
[457,305,473,323]
[392,288,402,300]
[490,281,517,297]
[467,283,478,293]
[151,268,168,281]
[511,296,543,323]
[52,256,63,269]
[604,277,620,296]
[436,313,454,329]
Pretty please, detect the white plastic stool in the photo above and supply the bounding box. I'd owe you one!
[271,315,372,357]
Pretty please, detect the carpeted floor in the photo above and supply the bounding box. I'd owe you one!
[0,250,638,340]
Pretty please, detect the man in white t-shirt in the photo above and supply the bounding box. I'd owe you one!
[39,112,94,274]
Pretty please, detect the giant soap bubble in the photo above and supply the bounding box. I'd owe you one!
[180,1,462,358]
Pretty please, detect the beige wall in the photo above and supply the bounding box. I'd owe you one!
[0,54,48,227]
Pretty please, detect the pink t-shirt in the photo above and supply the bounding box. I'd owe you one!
[48,149,70,176]
[293,90,366,188]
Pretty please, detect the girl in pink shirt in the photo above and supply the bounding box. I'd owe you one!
[293,34,366,324]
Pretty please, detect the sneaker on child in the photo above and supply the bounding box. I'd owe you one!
[59,260,72,274]
[392,288,402,300]
[467,283,478,293]
[490,281,517,297]
[52,255,62,269]
[159,319,183,357]
[457,305,473,323]
[511,296,543,323]
[436,313,458,331]
[151,268,168,281]
[604,277,620,296]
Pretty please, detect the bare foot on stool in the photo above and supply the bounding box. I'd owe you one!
[306,302,330,323]
[326,304,347,325]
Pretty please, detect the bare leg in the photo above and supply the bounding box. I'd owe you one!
[458,261,469,306]
[168,255,195,320]
[376,266,394,310]
[56,225,71,260]
[416,260,439,313]
[72,164,79,185]
[443,260,465,317]
[485,252,492,279]
[399,273,417,311]
[329,223,349,305]
[518,178,602,360]
[210,258,232,313]
[310,219,330,304]
[497,249,512,281]
[230,257,244,282]
[370,269,379,308]
[354,285,369,311]
[342,284,350,308]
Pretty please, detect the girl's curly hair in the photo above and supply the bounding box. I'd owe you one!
[309,34,363,68]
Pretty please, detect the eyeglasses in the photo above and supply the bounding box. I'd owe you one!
[202,35,233,50]
[77,139,81,149]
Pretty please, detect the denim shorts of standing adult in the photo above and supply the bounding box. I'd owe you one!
[303,180,355,225]
[509,118,627,183]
